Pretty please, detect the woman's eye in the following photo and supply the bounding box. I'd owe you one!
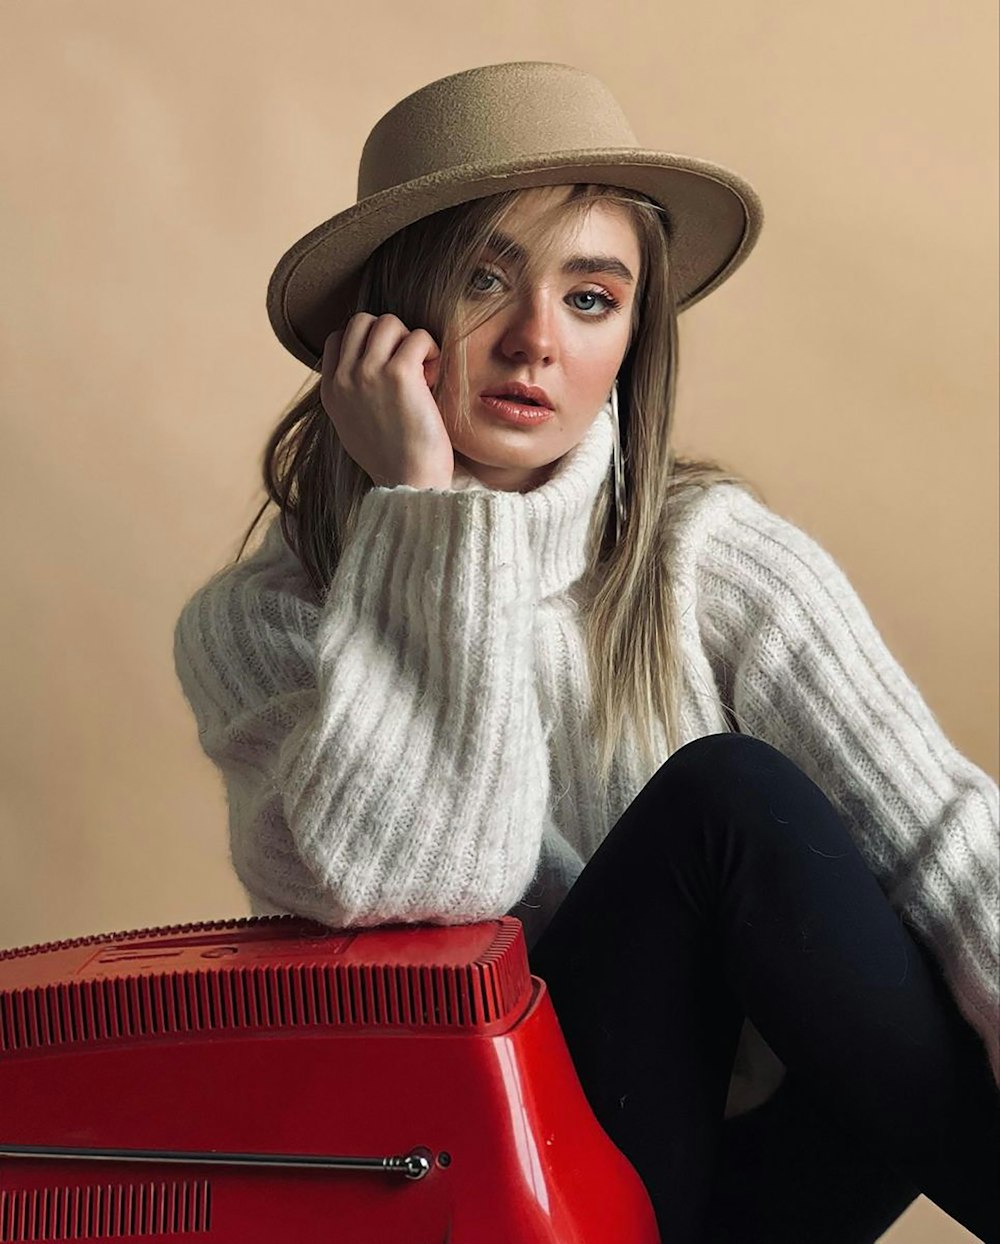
[570,291,608,313]
[470,268,500,293]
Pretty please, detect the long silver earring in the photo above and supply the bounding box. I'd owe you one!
[609,377,627,544]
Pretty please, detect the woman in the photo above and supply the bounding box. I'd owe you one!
[173,62,999,1242]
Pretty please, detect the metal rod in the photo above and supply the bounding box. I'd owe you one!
[0,1144,432,1180]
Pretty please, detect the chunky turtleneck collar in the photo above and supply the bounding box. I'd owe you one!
[449,398,615,599]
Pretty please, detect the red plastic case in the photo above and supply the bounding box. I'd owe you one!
[0,915,661,1243]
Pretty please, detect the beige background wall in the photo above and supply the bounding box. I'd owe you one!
[2,3,996,1239]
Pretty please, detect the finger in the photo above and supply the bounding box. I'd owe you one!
[390,326,441,368]
[393,328,441,389]
[321,328,344,376]
[357,314,411,371]
[327,313,378,381]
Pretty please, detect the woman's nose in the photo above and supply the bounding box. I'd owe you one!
[498,294,559,362]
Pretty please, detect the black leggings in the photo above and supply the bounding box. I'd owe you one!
[528,733,1000,1243]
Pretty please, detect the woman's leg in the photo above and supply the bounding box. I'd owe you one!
[705,1069,920,1242]
[527,732,999,1244]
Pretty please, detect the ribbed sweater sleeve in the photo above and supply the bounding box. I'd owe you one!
[691,484,1000,1089]
[172,487,551,930]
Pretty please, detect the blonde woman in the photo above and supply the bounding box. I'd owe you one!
[173,63,999,1243]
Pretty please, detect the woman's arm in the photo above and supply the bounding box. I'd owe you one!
[690,484,1000,1087]
[173,486,550,930]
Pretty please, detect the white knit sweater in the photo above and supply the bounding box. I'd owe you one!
[173,401,1000,1113]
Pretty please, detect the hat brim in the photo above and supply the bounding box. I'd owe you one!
[266,148,764,370]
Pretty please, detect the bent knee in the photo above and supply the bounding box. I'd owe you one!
[664,730,790,775]
[655,731,825,820]
[654,731,845,849]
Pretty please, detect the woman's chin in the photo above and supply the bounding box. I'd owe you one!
[451,449,556,494]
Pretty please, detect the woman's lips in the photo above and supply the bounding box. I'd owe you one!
[479,395,555,424]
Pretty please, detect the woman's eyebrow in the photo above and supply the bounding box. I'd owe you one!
[484,230,635,285]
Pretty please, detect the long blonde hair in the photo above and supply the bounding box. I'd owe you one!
[232,184,763,796]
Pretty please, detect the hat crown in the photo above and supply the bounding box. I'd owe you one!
[358,62,639,201]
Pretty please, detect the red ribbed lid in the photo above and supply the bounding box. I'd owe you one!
[0,914,533,1053]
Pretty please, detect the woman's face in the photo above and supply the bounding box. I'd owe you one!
[435,186,641,492]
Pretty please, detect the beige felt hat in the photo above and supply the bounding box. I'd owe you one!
[266,61,764,371]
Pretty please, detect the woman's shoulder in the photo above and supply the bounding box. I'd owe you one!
[665,477,880,650]
[172,513,322,728]
[665,477,770,556]
[194,512,311,595]
[664,478,851,612]
[175,511,319,644]
[667,477,823,562]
